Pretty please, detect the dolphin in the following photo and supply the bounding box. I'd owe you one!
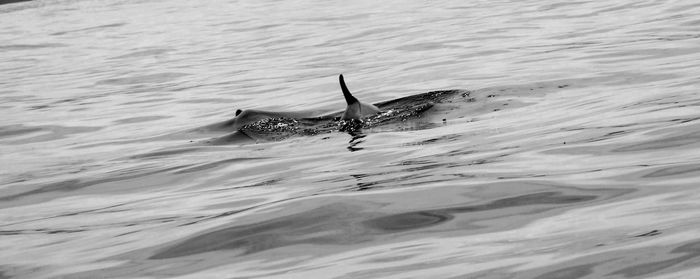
[130,76,570,152]
[227,74,380,131]
[189,74,471,144]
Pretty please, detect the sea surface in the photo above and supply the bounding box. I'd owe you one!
[2,0,700,278]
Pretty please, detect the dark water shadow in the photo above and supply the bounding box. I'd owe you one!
[544,119,700,157]
[172,157,266,174]
[95,72,190,86]
[0,156,265,206]
[0,124,102,144]
[642,163,700,178]
[614,130,700,152]
[0,0,30,5]
[109,48,171,60]
[149,203,373,259]
[112,115,171,125]
[0,43,66,51]
[0,166,181,204]
[50,22,125,36]
[363,191,596,232]
[128,147,206,159]
[532,263,599,279]
[149,187,620,260]
[608,239,700,277]
[0,124,43,138]
[519,237,700,278]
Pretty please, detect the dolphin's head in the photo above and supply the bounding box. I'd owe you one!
[230,109,270,131]
[230,109,247,130]
[339,74,380,120]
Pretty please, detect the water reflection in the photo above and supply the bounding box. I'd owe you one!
[346,128,366,152]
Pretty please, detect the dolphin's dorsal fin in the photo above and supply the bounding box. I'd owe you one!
[339,74,359,105]
[339,74,381,120]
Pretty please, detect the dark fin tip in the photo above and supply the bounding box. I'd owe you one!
[339,74,358,105]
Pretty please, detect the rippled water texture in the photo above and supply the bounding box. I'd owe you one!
[2,0,700,278]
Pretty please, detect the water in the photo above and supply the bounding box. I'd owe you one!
[2,0,700,278]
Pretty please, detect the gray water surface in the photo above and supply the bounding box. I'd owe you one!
[2,0,700,278]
